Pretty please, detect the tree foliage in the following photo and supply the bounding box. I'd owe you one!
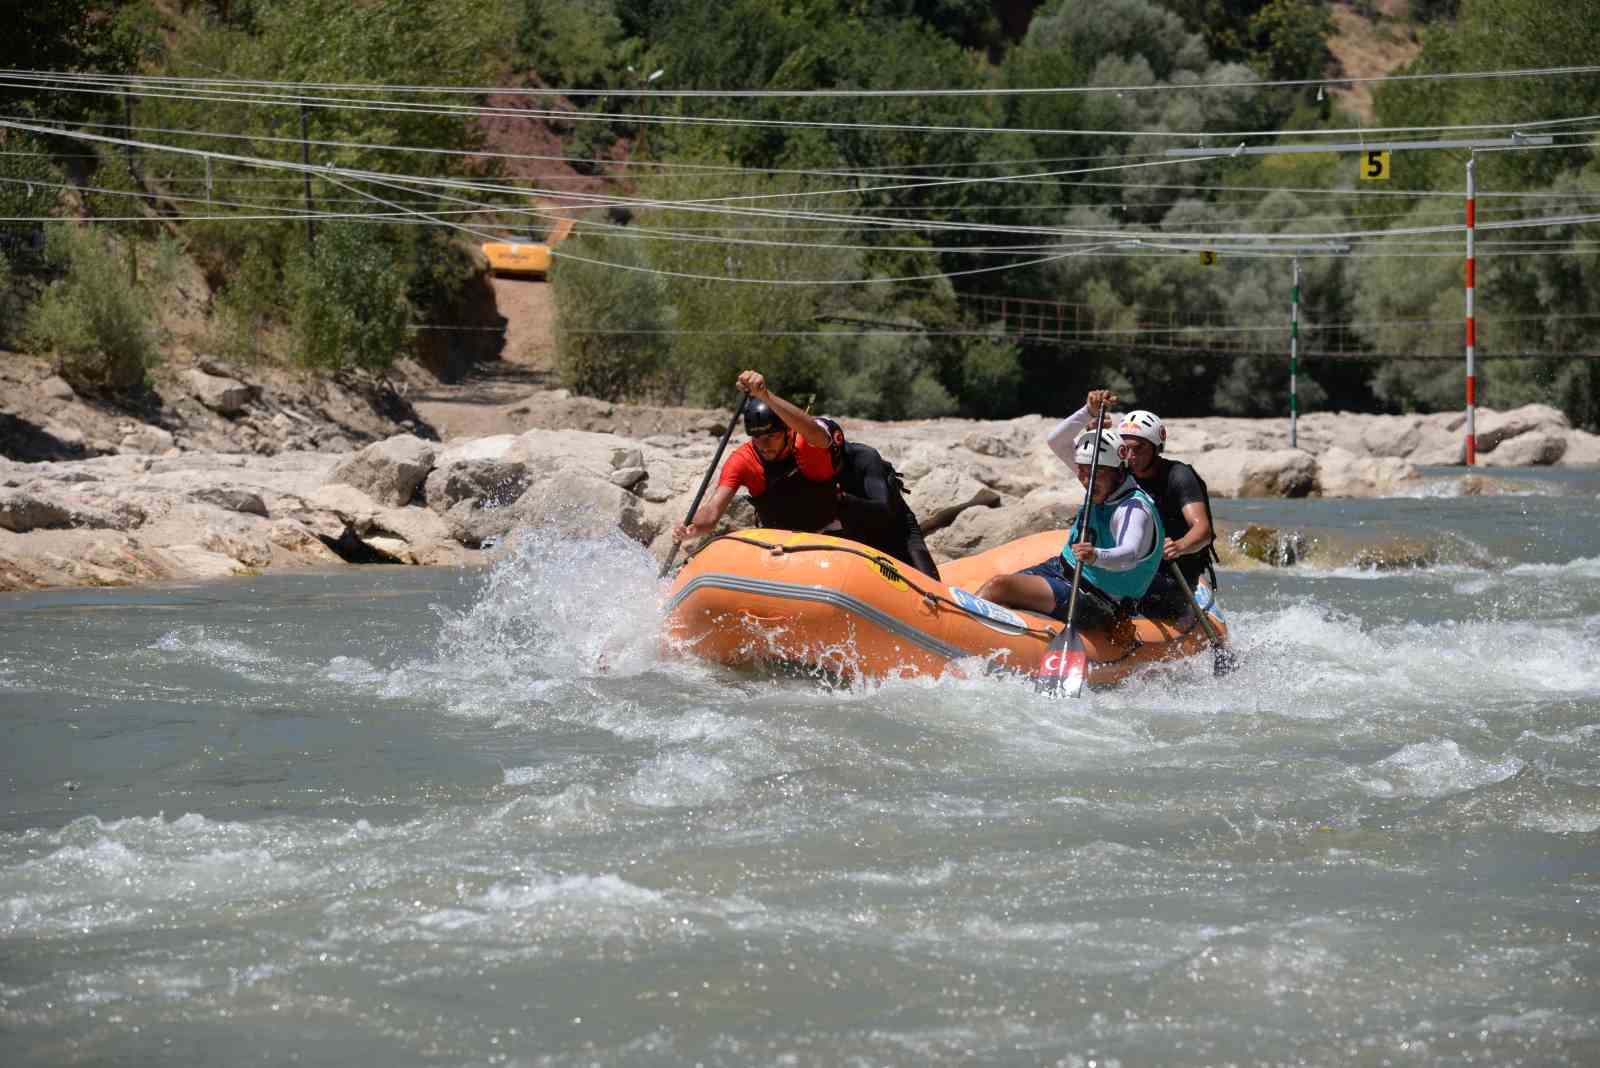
[289,222,413,372]
[25,225,159,388]
[9,0,1597,432]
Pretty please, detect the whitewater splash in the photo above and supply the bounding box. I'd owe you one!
[434,525,667,681]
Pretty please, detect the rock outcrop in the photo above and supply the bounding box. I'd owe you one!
[1,398,1596,592]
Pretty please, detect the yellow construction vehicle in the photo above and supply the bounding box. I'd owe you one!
[482,216,574,279]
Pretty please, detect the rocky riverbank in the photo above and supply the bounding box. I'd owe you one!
[3,355,1598,592]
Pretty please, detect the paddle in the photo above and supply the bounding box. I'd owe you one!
[659,393,750,579]
[1166,560,1238,677]
[1034,412,1108,698]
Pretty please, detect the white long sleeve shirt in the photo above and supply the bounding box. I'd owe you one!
[1046,406,1155,572]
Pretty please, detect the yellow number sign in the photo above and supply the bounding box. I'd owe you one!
[1198,249,1217,266]
[1361,150,1391,181]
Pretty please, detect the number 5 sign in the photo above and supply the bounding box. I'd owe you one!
[1360,150,1391,181]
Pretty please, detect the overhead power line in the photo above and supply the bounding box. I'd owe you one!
[3,74,1594,144]
[6,63,1600,98]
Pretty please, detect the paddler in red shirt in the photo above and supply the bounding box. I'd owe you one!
[672,370,846,541]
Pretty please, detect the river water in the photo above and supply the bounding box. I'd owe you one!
[5,469,1599,1066]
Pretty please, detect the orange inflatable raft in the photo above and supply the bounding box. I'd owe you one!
[663,528,1228,687]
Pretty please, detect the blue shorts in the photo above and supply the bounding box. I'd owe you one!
[1018,555,1119,624]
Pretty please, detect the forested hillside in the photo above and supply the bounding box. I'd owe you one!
[3,0,1597,429]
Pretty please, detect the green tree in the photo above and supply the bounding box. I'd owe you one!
[518,0,629,88]
[1244,0,1333,82]
[289,222,413,372]
[25,224,159,388]
[1376,0,1600,189]
[551,232,669,401]
[0,1,141,119]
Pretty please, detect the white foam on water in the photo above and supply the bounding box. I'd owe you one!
[959,914,1102,944]
[1305,562,1484,581]
[1399,478,1553,499]
[438,525,665,676]
[1363,739,1523,799]
[805,663,1152,766]
[367,527,676,720]
[383,872,696,944]
[1504,554,1600,579]
[626,749,742,807]
[591,701,753,747]
[476,873,664,912]
[151,627,281,679]
[841,861,957,887]
[1154,598,1600,723]
[1518,810,1600,833]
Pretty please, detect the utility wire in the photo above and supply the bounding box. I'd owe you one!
[8,62,1600,98]
[4,75,1594,143]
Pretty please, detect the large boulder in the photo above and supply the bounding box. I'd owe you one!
[1359,417,1424,459]
[119,424,175,455]
[1198,448,1319,498]
[926,486,1082,560]
[0,488,145,532]
[326,434,436,507]
[303,483,462,564]
[0,490,74,532]
[906,467,1001,534]
[1559,428,1600,468]
[1480,431,1567,467]
[188,485,269,516]
[1316,446,1418,497]
[182,368,255,417]
[511,470,657,544]
[1473,404,1569,454]
[1408,424,1467,467]
[423,458,533,513]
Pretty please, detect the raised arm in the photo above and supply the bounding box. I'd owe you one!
[1046,389,1119,465]
[737,370,829,449]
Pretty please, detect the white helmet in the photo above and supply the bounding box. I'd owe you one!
[1073,428,1125,467]
[1118,409,1166,450]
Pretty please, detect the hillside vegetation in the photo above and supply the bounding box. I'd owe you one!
[2,0,1597,430]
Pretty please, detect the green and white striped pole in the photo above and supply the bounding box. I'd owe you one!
[1289,256,1300,449]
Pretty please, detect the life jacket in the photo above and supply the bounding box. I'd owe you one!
[1139,458,1220,589]
[1063,480,1165,600]
[749,422,844,532]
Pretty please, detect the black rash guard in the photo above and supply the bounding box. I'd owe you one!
[1133,457,1217,590]
[833,441,940,580]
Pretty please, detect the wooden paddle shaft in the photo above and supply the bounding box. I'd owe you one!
[659,394,750,578]
[1061,416,1108,630]
[1167,561,1224,647]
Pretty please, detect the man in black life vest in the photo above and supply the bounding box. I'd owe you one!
[829,431,941,580]
[1110,400,1219,616]
[672,370,845,543]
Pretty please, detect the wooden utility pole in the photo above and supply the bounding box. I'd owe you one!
[299,103,317,252]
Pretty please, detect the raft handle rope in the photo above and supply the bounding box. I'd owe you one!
[691,532,1213,656]
[698,533,1058,642]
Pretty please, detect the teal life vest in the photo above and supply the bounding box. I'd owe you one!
[1062,481,1165,599]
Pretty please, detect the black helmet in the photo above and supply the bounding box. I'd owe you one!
[744,398,783,436]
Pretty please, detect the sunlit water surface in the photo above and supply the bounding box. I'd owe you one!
[4,470,1600,1066]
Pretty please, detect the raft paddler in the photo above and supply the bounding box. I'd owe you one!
[829,433,941,580]
[672,370,846,543]
[976,415,1165,632]
[1116,408,1220,611]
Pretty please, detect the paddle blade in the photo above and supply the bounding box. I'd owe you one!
[1212,644,1240,677]
[1033,628,1088,698]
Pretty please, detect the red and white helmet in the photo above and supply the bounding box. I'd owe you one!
[1118,409,1166,450]
[1073,428,1125,467]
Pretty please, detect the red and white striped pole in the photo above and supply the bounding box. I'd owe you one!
[1465,155,1477,465]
